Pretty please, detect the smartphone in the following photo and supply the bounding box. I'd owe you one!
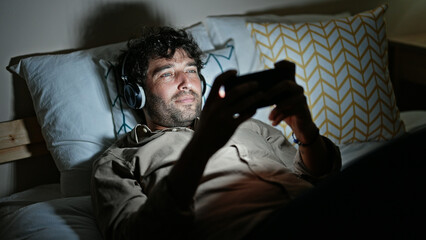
[224,60,296,92]
[224,60,296,108]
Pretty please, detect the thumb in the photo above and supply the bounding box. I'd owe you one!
[209,69,237,96]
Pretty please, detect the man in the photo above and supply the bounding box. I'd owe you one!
[91,26,341,240]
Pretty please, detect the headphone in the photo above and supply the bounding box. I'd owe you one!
[121,53,206,109]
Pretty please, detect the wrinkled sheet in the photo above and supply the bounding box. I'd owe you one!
[0,184,102,240]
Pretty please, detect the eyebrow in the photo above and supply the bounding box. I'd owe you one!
[151,64,173,77]
[151,61,198,77]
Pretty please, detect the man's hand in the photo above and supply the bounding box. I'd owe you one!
[193,70,266,157]
[266,60,318,145]
[264,60,334,177]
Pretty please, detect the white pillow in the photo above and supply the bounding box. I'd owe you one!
[102,42,240,137]
[186,22,216,52]
[9,23,214,196]
[203,12,350,75]
[9,42,126,197]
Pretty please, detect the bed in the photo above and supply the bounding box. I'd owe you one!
[1,4,426,239]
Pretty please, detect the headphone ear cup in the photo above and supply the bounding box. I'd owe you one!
[199,74,206,96]
[124,82,146,109]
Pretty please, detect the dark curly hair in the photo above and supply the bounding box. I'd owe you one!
[119,26,204,87]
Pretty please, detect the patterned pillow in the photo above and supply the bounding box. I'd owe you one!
[247,4,405,144]
[102,41,239,138]
[201,41,239,103]
[203,12,352,75]
[102,60,142,137]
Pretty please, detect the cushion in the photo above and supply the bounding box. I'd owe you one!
[9,42,124,197]
[203,12,350,75]
[247,4,405,144]
[186,22,216,52]
[201,40,239,102]
[9,23,215,196]
[102,41,240,138]
[101,59,142,137]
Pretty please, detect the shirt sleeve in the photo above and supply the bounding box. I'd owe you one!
[292,136,342,183]
[250,119,342,183]
[91,144,194,240]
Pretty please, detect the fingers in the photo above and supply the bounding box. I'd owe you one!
[203,70,237,109]
[218,87,261,125]
[210,69,237,95]
[202,69,259,126]
[267,81,310,125]
[207,69,260,111]
[235,108,257,124]
[260,79,303,109]
[269,110,285,126]
[207,67,309,127]
[206,69,258,103]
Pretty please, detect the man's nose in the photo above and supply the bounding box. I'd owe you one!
[177,72,192,90]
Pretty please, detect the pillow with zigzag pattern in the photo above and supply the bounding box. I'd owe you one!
[247,4,405,144]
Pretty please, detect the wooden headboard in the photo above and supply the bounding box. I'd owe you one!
[0,116,59,194]
[0,116,49,164]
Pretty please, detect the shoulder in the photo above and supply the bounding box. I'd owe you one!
[92,130,138,169]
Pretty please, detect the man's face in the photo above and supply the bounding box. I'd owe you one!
[143,48,202,129]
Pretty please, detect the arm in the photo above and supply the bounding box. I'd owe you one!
[91,146,194,240]
[267,61,341,178]
[168,63,341,208]
[251,118,341,182]
[167,70,264,208]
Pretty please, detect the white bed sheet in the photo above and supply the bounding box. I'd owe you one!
[0,110,425,240]
[339,110,426,167]
[0,184,102,240]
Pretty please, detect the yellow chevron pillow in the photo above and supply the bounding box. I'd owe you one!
[247,4,405,144]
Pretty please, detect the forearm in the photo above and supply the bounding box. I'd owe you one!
[167,134,216,209]
[298,136,333,177]
[292,124,340,178]
[92,158,194,240]
[123,179,194,240]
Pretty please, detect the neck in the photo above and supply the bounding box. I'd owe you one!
[146,120,195,131]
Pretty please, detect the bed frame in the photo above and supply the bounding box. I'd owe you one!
[0,116,48,164]
[0,116,59,194]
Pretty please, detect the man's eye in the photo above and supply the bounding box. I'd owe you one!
[161,73,172,78]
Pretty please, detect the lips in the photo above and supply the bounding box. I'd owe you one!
[173,91,198,104]
[175,95,195,104]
